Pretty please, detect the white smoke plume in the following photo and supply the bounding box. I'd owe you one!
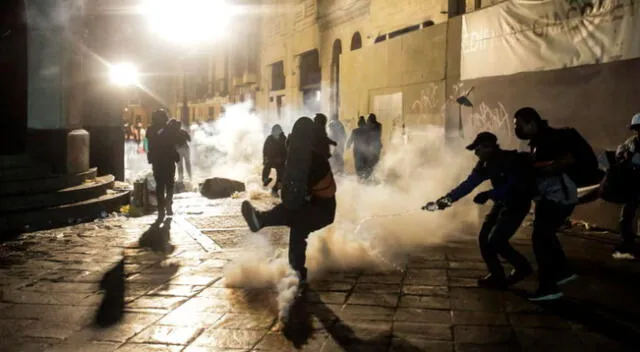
[222,122,486,320]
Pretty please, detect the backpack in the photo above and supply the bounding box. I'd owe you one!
[558,128,604,187]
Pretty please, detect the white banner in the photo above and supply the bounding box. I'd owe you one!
[461,0,640,80]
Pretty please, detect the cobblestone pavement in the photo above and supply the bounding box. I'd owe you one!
[0,192,638,351]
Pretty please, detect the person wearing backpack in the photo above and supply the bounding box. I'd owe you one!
[423,132,535,290]
[610,113,640,260]
[514,107,600,301]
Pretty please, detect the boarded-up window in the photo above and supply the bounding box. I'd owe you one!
[271,61,285,91]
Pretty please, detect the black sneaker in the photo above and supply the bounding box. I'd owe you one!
[477,274,508,290]
[528,287,563,302]
[506,267,533,286]
[241,201,261,232]
[263,177,273,187]
[166,204,174,217]
[612,243,636,260]
[156,208,165,222]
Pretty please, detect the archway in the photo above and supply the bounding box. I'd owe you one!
[350,32,362,51]
[331,39,342,119]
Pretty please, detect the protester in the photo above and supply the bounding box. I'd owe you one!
[514,107,589,301]
[346,116,368,179]
[313,113,337,159]
[147,109,179,221]
[262,124,287,196]
[610,112,640,260]
[364,113,383,178]
[327,115,347,174]
[241,117,337,290]
[168,120,192,183]
[424,132,534,289]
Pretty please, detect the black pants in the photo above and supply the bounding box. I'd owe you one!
[152,162,176,213]
[262,162,284,192]
[257,197,336,280]
[479,201,532,277]
[532,200,575,289]
[619,198,639,245]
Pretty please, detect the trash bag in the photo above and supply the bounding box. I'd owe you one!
[200,177,246,199]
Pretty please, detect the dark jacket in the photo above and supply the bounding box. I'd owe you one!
[447,150,534,204]
[313,126,337,159]
[147,123,179,165]
[263,134,287,165]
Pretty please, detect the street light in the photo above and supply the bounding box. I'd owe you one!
[139,0,236,125]
[109,62,139,87]
[140,0,234,45]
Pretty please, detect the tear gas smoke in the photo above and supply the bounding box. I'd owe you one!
[223,123,486,320]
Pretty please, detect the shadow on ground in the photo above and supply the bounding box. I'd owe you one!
[95,257,125,327]
[138,218,175,254]
[281,289,423,352]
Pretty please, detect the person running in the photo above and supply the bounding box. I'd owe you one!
[147,109,179,221]
[424,132,534,289]
[262,124,287,196]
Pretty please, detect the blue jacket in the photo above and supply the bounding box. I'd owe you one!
[447,150,533,204]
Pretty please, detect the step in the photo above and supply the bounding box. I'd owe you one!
[0,164,53,182]
[0,175,115,213]
[0,154,34,169]
[0,168,97,196]
[0,190,130,235]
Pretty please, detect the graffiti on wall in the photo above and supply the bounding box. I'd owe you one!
[409,82,445,125]
[449,83,515,146]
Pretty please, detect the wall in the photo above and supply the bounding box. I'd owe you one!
[340,23,448,134]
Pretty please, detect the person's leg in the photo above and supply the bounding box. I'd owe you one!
[176,150,185,182]
[288,226,310,282]
[487,202,533,285]
[273,163,284,194]
[262,162,272,186]
[477,205,506,288]
[530,200,573,301]
[152,164,166,220]
[184,148,192,180]
[165,163,176,216]
[616,198,638,258]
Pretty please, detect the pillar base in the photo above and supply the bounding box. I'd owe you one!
[84,126,124,181]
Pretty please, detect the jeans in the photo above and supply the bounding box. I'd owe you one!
[257,197,336,280]
[176,146,192,181]
[619,198,639,245]
[532,200,575,289]
[262,162,284,193]
[479,201,532,277]
[152,162,176,214]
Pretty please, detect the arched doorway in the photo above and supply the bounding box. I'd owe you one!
[330,39,342,119]
[350,32,362,51]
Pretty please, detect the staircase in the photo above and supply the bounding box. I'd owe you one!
[0,155,129,235]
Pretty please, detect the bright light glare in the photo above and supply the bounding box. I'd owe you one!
[109,63,139,86]
[140,0,236,44]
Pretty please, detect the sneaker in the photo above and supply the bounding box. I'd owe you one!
[263,177,273,187]
[612,244,636,260]
[157,208,165,222]
[556,273,578,285]
[506,267,533,286]
[477,274,508,290]
[241,201,261,232]
[166,204,174,217]
[528,287,563,302]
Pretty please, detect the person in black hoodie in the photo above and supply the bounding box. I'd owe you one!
[262,124,287,196]
[147,109,179,221]
[313,113,337,159]
[168,119,192,183]
[346,116,368,179]
[364,113,383,178]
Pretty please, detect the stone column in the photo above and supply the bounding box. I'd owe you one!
[82,2,126,180]
[25,0,90,174]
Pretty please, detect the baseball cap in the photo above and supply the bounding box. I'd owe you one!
[466,131,498,150]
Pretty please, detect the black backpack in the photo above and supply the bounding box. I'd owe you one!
[558,128,604,187]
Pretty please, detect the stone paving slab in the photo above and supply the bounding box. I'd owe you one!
[0,195,638,351]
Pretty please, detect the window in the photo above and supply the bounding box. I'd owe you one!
[350,32,362,51]
[271,61,285,91]
[388,24,420,39]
